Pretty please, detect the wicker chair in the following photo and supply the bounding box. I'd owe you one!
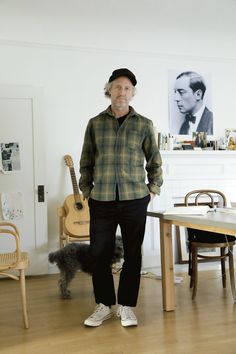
[0,222,29,328]
[184,189,236,300]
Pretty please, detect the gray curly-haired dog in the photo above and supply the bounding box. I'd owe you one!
[48,236,124,299]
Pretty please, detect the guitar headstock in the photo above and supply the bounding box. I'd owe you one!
[64,155,74,168]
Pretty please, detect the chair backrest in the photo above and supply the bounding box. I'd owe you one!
[0,221,29,329]
[184,189,227,208]
[0,222,21,272]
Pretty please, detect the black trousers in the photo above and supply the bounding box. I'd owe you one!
[88,195,150,307]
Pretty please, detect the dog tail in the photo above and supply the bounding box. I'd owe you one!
[48,251,59,263]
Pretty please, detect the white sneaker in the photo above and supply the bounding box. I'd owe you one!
[84,303,113,327]
[117,305,138,327]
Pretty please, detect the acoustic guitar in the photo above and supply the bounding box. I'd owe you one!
[63,155,90,237]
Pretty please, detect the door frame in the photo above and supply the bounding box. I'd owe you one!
[0,85,48,274]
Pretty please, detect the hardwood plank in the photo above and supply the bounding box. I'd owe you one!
[1,270,236,354]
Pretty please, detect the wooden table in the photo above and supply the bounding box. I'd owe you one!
[147,209,236,311]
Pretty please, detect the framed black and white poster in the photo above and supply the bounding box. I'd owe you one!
[168,70,214,137]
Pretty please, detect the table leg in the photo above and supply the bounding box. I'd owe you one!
[160,219,175,311]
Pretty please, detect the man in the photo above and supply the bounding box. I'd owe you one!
[79,68,163,327]
[174,71,213,135]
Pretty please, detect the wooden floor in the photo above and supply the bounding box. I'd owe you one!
[1,269,236,354]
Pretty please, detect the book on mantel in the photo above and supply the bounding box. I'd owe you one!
[163,206,209,215]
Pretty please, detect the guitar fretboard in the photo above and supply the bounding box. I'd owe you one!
[64,154,83,210]
[69,167,80,201]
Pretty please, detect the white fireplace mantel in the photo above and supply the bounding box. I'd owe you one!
[143,150,236,271]
[154,150,236,208]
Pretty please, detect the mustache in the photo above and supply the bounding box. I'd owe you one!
[116,96,127,100]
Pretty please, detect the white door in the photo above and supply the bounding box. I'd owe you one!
[0,86,48,275]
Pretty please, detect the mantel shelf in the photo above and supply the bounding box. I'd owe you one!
[160,150,236,155]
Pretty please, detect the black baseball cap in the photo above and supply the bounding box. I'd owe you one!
[108,68,137,86]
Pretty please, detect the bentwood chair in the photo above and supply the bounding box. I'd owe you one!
[0,222,29,328]
[184,189,236,300]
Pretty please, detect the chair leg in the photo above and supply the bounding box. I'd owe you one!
[190,272,194,289]
[20,269,29,329]
[220,247,226,288]
[188,243,194,288]
[192,246,198,300]
[228,246,236,301]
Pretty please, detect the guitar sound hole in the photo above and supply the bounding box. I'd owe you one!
[76,202,83,210]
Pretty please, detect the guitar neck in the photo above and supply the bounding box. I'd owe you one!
[69,167,81,204]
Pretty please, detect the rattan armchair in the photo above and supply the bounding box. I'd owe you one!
[0,222,29,328]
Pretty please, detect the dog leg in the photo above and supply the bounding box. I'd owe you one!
[58,269,77,299]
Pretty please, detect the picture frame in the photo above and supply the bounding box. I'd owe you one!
[225,128,236,141]
[168,69,213,137]
[192,131,207,148]
[225,128,236,150]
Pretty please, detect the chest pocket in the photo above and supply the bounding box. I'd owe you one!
[127,130,143,150]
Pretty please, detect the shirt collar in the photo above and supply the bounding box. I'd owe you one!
[194,104,205,124]
[101,105,138,118]
[188,104,206,135]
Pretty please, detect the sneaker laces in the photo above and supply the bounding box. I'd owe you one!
[117,306,136,320]
[89,304,107,319]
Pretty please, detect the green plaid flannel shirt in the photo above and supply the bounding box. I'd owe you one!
[79,106,163,201]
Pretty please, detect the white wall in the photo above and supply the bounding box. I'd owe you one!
[0,0,236,255]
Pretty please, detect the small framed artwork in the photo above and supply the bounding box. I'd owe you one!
[225,128,236,150]
[192,132,207,148]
